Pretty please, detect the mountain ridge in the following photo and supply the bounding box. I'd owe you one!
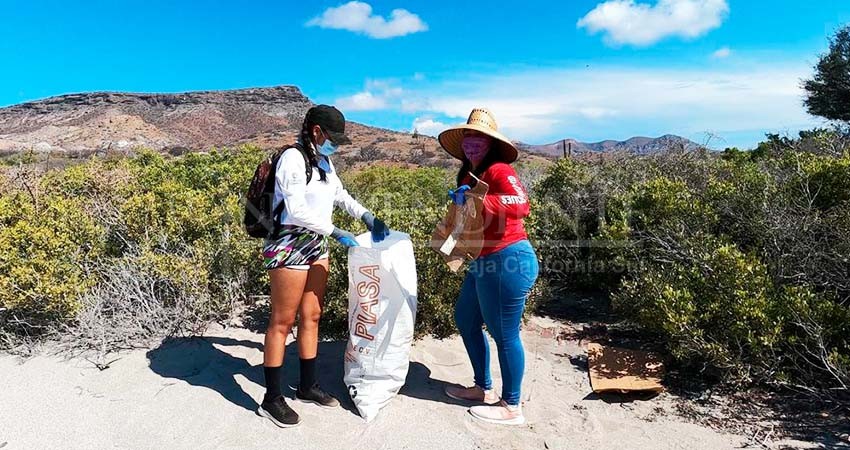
[517,134,700,157]
[0,86,699,165]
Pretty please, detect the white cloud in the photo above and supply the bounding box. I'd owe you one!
[401,98,431,113]
[712,46,732,58]
[578,0,729,46]
[336,91,387,111]
[578,107,619,119]
[336,61,817,147]
[366,79,403,97]
[412,117,448,137]
[335,79,406,110]
[427,98,562,138]
[336,78,422,111]
[409,65,814,144]
[306,1,427,39]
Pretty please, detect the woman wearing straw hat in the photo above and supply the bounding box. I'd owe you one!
[439,108,539,425]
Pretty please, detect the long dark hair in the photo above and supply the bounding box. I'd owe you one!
[455,144,500,187]
[299,120,328,183]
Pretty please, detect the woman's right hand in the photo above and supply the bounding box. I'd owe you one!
[331,227,359,247]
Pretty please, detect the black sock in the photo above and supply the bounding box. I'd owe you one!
[299,357,317,391]
[263,365,282,402]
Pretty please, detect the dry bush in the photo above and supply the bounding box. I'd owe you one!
[57,255,211,364]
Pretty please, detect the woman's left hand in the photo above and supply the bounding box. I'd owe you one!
[362,212,391,242]
[448,185,471,206]
[370,217,390,242]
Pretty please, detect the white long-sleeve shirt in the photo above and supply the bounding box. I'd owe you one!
[273,146,368,236]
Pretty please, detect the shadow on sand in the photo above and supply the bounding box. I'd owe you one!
[146,337,355,413]
[146,336,473,417]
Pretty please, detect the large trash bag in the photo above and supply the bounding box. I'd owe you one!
[343,231,418,422]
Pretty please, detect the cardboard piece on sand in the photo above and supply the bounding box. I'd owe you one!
[587,343,665,394]
[430,177,489,272]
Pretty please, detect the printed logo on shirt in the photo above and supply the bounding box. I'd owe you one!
[500,195,526,205]
[502,175,528,205]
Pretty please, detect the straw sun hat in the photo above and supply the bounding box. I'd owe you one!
[438,108,519,163]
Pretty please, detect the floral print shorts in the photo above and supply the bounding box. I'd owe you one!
[262,225,329,270]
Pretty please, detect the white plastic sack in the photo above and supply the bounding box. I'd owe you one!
[343,231,418,422]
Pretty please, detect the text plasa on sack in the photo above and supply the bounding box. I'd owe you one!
[354,264,381,354]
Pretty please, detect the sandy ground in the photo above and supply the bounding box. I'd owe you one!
[0,317,821,450]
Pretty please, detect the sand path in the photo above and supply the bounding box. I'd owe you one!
[0,317,815,450]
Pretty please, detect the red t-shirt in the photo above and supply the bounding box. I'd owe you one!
[461,162,530,256]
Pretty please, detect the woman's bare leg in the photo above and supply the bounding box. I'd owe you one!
[264,267,309,367]
[297,259,330,360]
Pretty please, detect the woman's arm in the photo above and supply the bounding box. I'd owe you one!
[277,148,336,235]
[481,163,530,220]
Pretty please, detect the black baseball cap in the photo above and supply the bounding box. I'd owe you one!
[305,105,352,145]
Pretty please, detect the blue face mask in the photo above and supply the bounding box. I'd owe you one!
[317,135,338,156]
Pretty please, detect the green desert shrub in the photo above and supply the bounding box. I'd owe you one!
[2,135,848,398]
[0,193,104,330]
[0,153,472,347]
[529,158,622,290]
[704,159,776,250]
[530,137,850,394]
[628,177,718,233]
[799,154,850,210]
[781,286,850,386]
[0,148,265,347]
[613,233,850,390]
[613,234,784,384]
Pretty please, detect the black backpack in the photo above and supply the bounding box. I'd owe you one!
[243,143,313,238]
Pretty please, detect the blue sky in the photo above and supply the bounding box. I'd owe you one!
[2,1,850,148]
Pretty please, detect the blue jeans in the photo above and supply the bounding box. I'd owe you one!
[454,240,539,406]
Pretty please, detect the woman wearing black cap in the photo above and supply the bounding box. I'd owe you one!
[258,105,390,428]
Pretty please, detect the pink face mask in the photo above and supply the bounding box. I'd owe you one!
[462,136,490,162]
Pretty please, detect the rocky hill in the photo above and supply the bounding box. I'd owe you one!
[0,86,455,168]
[0,87,310,154]
[518,134,701,158]
[0,86,698,167]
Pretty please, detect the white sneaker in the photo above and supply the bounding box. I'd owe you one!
[469,400,525,425]
[445,385,500,405]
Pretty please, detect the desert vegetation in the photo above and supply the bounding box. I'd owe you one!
[1,130,848,406]
[531,133,850,401]
[2,25,850,422]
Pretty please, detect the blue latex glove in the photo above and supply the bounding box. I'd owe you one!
[331,227,359,248]
[361,212,390,243]
[448,185,471,206]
